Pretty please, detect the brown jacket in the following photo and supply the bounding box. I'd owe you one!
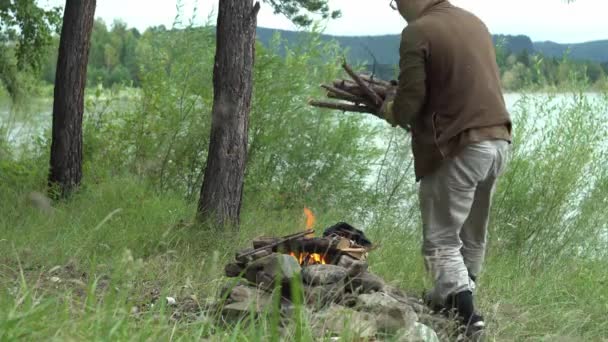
[391,0,512,180]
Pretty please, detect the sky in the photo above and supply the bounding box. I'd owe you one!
[42,0,607,44]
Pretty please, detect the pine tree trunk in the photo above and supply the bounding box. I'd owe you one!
[197,0,260,228]
[48,0,96,198]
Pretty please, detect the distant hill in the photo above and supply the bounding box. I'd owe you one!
[256,27,608,69]
[493,34,534,54]
[533,40,608,63]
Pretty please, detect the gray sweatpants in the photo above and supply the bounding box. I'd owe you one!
[420,140,509,303]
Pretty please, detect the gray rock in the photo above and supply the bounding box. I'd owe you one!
[220,287,273,322]
[341,293,359,307]
[357,292,418,334]
[348,271,385,293]
[228,285,255,303]
[218,278,250,299]
[417,313,457,340]
[304,280,345,310]
[397,322,440,342]
[302,264,348,285]
[358,292,400,309]
[382,285,429,314]
[337,255,369,277]
[224,263,244,277]
[244,254,301,289]
[312,304,377,338]
[235,248,272,264]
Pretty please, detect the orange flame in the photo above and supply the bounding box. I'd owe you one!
[303,207,316,237]
[303,207,315,229]
[289,252,327,265]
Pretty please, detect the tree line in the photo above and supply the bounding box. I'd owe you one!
[30,20,608,92]
[1,0,340,229]
[495,45,608,90]
[5,5,607,94]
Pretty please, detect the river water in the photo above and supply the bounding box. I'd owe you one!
[1,92,605,145]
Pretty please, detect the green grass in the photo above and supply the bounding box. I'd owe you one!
[1,175,606,341]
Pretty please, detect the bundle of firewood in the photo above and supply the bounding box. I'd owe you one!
[308,62,397,116]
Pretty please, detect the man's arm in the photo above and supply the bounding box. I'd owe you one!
[385,25,428,129]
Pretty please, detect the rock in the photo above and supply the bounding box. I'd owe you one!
[225,263,244,277]
[337,254,355,268]
[337,255,368,277]
[218,278,250,299]
[347,271,385,293]
[397,323,440,342]
[304,280,345,310]
[347,261,369,277]
[220,288,273,322]
[341,293,359,307]
[358,292,399,309]
[312,304,377,339]
[166,297,177,306]
[302,264,348,285]
[405,301,427,315]
[417,313,456,340]
[235,248,272,264]
[382,285,429,314]
[228,285,255,303]
[244,254,301,290]
[357,292,418,334]
[48,265,62,275]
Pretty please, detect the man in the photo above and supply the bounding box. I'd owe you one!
[382,0,512,337]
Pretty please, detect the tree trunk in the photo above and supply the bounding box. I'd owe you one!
[197,0,260,228]
[48,0,96,198]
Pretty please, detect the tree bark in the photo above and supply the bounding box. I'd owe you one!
[197,0,260,227]
[48,0,96,198]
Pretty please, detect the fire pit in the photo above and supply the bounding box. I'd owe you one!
[216,222,448,341]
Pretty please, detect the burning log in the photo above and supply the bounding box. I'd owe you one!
[309,62,397,116]
[237,229,315,260]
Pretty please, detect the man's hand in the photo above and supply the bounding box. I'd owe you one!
[380,85,413,132]
[379,86,400,127]
[379,99,398,127]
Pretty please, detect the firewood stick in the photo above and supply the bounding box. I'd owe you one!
[321,84,362,101]
[322,89,379,106]
[360,74,393,87]
[236,229,315,259]
[334,79,358,90]
[335,77,393,91]
[308,100,380,116]
[332,82,390,100]
[327,92,371,105]
[342,63,384,106]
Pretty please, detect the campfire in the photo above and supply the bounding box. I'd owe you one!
[290,207,329,265]
[217,221,449,341]
[289,251,327,266]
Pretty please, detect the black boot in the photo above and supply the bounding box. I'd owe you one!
[451,291,485,340]
[423,273,478,312]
